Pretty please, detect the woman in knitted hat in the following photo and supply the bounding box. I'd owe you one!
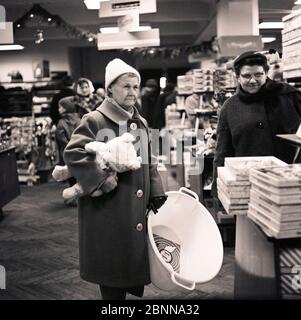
[64,58,167,300]
[212,51,301,197]
[73,77,103,118]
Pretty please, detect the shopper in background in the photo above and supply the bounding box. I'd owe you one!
[73,78,102,118]
[140,78,160,128]
[152,82,176,130]
[64,58,166,300]
[184,93,200,127]
[50,75,75,125]
[56,96,81,205]
[95,87,106,104]
[212,51,301,197]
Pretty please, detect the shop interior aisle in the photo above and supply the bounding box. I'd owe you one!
[0,171,234,300]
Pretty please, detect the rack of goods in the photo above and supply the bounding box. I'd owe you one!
[217,156,287,215]
[0,87,32,117]
[248,164,301,239]
[0,115,57,185]
[282,9,301,79]
[32,85,60,116]
[235,163,301,299]
[0,81,60,184]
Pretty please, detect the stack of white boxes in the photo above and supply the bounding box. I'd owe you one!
[282,9,301,79]
[217,156,286,215]
[248,164,301,239]
[177,75,194,95]
[214,68,237,91]
[192,69,214,93]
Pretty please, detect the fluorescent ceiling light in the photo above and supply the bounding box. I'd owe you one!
[84,0,109,10]
[259,22,284,29]
[0,44,24,51]
[99,27,119,33]
[262,37,276,43]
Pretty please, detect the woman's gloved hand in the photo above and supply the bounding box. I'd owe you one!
[148,195,168,214]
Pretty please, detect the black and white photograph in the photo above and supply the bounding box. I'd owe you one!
[1,0,301,309]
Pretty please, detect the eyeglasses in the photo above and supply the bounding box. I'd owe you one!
[240,72,265,81]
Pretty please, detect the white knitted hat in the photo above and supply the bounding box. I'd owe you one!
[105,58,141,92]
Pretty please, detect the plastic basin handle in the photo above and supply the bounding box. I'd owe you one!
[179,187,199,202]
[170,272,196,291]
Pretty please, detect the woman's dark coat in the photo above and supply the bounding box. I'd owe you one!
[64,99,165,287]
[212,79,301,196]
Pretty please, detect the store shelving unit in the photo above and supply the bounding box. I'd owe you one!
[0,81,59,184]
[0,147,20,218]
[282,9,301,79]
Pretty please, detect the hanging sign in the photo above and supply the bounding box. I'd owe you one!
[117,13,139,31]
[97,28,160,50]
[218,35,263,57]
[99,0,156,18]
[0,22,13,44]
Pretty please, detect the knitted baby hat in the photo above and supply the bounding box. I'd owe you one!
[58,96,76,113]
[105,58,141,92]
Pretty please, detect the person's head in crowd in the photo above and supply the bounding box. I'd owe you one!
[144,78,159,94]
[75,78,95,97]
[233,51,269,94]
[62,75,74,88]
[105,58,141,110]
[58,96,76,115]
[163,82,175,94]
[96,87,106,100]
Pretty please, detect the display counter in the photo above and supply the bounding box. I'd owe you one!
[0,147,20,220]
[234,215,301,299]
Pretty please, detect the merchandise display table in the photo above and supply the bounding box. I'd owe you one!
[234,215,301,299]
[0,147,20,220]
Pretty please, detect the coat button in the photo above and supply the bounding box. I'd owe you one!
[130,123,137,130]
[136,223,143,231]
[257,121,264,128]
[136,189,143,198]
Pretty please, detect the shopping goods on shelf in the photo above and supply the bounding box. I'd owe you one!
[177,75,194,95]
[217,156,287,215]
[0,116,58,184]
[192,69,214,93]
[214,68,237,91]
[248,164,301,239]
[282,9,301,79]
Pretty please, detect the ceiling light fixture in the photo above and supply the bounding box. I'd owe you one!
[262,37,276,43]
[35,30,44,44]
[259,22,284,29]
[0,44,24,51]
[84,0,109,10]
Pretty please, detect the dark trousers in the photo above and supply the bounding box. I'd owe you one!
[99,285,144,300]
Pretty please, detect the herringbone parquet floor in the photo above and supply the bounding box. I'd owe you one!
[0,177,234,300]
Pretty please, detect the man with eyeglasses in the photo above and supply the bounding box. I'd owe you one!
[212,51,301,197]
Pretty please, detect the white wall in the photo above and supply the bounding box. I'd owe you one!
[0,40,71,82]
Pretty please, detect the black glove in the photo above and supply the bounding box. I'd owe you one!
[148,195,168,214]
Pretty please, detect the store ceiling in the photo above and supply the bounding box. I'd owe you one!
[1,0,299,50]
